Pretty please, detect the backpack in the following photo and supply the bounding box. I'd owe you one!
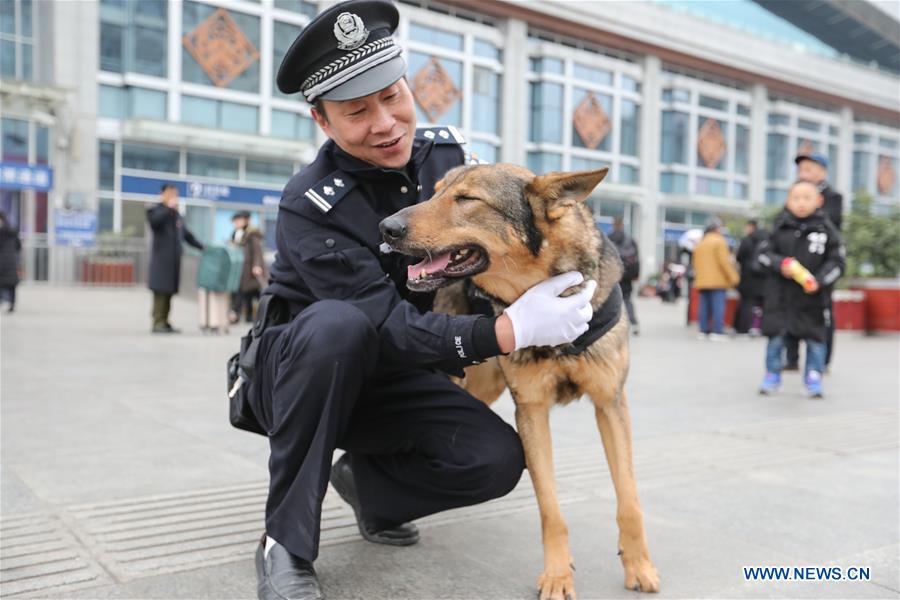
[617,237,640,281]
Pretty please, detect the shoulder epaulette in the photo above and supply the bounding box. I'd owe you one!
[304,170,356,213]
[417,125,466,145]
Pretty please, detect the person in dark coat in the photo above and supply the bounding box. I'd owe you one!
[0,212,21,313]
[756,180,844,398]
[608,217,640,334]
[229,211,267,323]
[734,219,768,335]
[146,184,204,333]
[785,152,844,370]
[246,3,595,598]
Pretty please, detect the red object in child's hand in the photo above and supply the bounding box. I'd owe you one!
[781,258,818,293]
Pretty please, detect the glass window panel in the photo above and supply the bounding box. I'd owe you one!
[182,1,260,93]
[181,95,217,128]
[662,88,690,103]
[698,95,727,111]
[0,40,14,78]
[664,207,687,223]
[620,100,640,157]
[467,140,497,163]
[186,152,239,179]
[737,104,751,116]
[571,88,612,151]
[621,75,640,93]
[1,118,29,161]
[798,119,820,132]
[829,125,839,136]
[100,22,123,72]
[121,199,150,238]
[271,110,297,140]
[133,26,166,77]
[130,87,167,120]
[221,101,258,134]
[135,0,166,20]
[854,133,871,144]
[573,63,612,86]
[98,85,126,119]
[765,187,786,204]
[526,151,561,174]
[696,176,727,196]
[735,124,749,174]
[0,0,14,34]
[35,125,48,164]
[696,116,727,171]
[829,144,838,175]
[767,113,790,126]
[407,52,462,126]
[619,164,639,184]
[184,204,212,244]
[474,39,500,61]
[661,111,688,164]
[733,181,748,199]
[472,67,500,134]
[98,141,115,190]
[246,158,294,185]
[297,114,315,141]
[98,197,115,233]
[529,57,563,74]
[21,42,31,79]
[570,156,607,171]
[766,133,788,181]
[852,151,870,192]
[273,0,317,18]
[408,22,463,51]
[273,21,303,99]
[659,172,688,194]
[529,81,563,144]
[122,143,179,173]
[879,138,899,149]
[99,0,126,22]
[689,211,710,226]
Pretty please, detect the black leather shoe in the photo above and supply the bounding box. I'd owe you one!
[256,536,324,600]
[329,454,420,546]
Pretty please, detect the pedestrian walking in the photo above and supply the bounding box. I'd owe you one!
[146,184,205,333]
[0,212,21,313]
[229,211,266,324]
[785,152,844,371]
[608,217,640,335]
[233,3,595,599]
[756,180,844,398]
[691,218,739,340]
[734,219,768,335]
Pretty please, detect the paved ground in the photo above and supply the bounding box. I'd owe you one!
[1,285,898,600]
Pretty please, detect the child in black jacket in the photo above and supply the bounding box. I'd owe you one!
[756,181,844,398]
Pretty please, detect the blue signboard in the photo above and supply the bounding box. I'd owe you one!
[664,226,690,243]
[55,209,97,247]
[121,175,282,207]
[0,161,54,192]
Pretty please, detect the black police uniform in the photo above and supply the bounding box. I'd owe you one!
[249,128,525,563]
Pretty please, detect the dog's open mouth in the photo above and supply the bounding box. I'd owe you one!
[406,245,488,292]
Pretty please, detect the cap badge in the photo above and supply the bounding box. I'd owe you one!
[333,12,369,50]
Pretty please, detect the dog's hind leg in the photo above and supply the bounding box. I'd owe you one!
[593,391,660,593]
[511,391,575,600]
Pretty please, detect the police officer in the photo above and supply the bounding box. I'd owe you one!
[251,2,595,598]
[785,152,844,371]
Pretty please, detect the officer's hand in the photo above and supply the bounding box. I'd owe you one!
[502,271,596,351]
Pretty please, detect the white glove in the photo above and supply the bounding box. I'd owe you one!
[504,271,597,351]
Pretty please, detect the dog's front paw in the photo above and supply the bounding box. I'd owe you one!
[621,553,659,593]
[537,567,575,600]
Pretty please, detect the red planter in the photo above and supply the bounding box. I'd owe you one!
[832,290,866,331]
[849,279,900,332]
[81,258,135,285]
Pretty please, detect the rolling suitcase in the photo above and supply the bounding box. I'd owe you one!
[197,246,244,293]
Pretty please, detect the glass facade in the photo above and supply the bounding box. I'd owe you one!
[852,122,900,202]
[1,0,33,80]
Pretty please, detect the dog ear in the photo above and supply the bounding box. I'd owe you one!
[526,168,609,221]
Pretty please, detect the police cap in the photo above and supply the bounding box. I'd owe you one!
[276,0,404,103]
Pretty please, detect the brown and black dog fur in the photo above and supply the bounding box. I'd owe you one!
[384,164,659,600]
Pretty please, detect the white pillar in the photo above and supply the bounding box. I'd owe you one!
[499,18,527,166]
[637,55,661,277]
[168,0,183,123]
[749,83,767,207]
[837,106,854,209]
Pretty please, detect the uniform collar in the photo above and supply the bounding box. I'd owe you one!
[328,136,435,182]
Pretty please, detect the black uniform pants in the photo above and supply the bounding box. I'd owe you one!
[250,300,526,563]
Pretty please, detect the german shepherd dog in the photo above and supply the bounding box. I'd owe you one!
[380,165,659,599]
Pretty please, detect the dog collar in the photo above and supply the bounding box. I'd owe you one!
[562,283,623,356]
